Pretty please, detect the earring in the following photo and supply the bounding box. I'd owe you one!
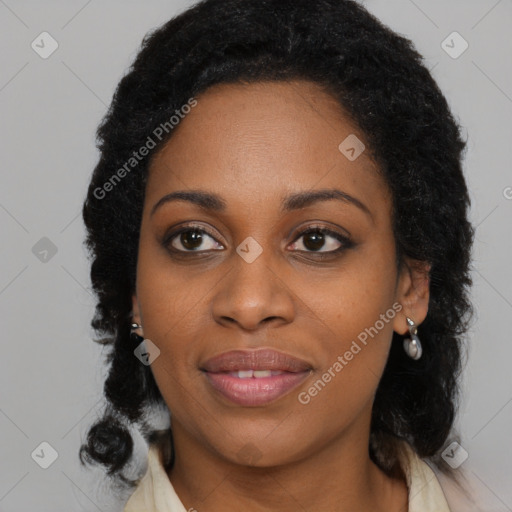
[131,322,144,344]
[403,317,422,360]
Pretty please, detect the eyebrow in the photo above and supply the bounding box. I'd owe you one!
[150,188,373,220]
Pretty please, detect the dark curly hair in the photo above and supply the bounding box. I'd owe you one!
[79,0,474,494]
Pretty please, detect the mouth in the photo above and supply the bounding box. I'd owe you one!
[200,348,313,406]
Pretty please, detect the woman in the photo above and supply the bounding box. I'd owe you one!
[79,0,476,510]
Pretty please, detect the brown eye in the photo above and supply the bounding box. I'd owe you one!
[178,229,204,250]
[302,231,327,251]
[166,226,224,252]
[290,227,352,253]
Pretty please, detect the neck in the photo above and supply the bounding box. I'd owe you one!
[167,416,408,512]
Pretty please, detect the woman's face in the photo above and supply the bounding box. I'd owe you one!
[133,80,428,466]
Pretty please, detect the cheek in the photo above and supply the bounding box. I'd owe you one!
[292,239,398,404]
[134,236,206,399]
[294,234,398,344]
[135,228,210,339]
[294,300,396,437]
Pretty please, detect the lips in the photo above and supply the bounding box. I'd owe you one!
[200,348,313,406]
[200,348,312,373]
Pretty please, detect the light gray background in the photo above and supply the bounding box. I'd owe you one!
[1,0,511,510]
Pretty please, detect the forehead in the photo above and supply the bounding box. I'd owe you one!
[146,80,389,213]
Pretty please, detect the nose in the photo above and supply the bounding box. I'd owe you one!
[211,248,296,331]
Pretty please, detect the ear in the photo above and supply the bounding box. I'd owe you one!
[392,258,431,335]
[131,294,142,327]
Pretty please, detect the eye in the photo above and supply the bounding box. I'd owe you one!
[164,225,224,252]
[289,226,353,254]
[163,224,353,255]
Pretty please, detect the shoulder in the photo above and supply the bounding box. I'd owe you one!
[433,461,494,512]
[398,440,489,512]
[123,444,187,512]
[397,441,452,512]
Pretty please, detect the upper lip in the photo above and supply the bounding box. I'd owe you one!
[200,348,312,373]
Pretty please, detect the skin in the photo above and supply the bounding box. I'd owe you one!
[131,80,430,512]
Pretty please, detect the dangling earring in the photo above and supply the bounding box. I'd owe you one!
[403,317,422,360]
[131,322,144,344]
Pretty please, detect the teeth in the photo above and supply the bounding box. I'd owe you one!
[228,370,286,378]
[253,370,272,378]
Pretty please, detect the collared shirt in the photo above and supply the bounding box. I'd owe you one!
[123,440,457,511]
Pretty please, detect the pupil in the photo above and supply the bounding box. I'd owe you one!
[181,230,203,250]
[304,231,324,251]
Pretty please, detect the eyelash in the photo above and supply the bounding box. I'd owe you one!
[163,223,354,258]
[288,226,354,258]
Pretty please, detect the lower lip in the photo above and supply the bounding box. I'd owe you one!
[203,371,311,406]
